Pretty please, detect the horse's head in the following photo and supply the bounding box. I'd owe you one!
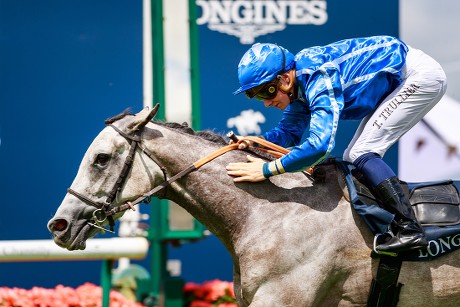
[47,105,164,250]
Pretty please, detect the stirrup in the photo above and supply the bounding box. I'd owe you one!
[373,232,398,257]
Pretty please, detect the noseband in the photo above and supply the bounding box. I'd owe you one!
[67,123,167,233]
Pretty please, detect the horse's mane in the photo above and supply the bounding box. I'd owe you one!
[105,108,132,124]
[157,122,283,161]
[105,109,279,161]
[157,121,228,145]
[104,109,228,145]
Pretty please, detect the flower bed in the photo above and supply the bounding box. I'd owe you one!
[183,280,238,307]
[0,279,238,307]
[0,283,144,307]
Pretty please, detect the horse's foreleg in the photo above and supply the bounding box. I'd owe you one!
[233,268,249,307]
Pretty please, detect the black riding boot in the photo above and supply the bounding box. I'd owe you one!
[373,176,428,254]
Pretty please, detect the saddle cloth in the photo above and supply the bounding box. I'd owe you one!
[337,161,460,261]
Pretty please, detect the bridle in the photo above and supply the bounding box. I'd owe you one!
[66,117,309,235]
[65,121,238,234]
[67,123,168,233]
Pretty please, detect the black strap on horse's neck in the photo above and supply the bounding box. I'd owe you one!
[367,255,403,307]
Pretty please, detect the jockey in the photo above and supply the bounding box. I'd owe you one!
[227,35,447,254]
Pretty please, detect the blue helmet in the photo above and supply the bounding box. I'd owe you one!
[233,43,295,95]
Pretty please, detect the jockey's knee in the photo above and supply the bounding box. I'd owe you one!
[342,148,354,163]
[344,148,382,165]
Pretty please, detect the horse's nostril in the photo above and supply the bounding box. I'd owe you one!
[52,219,68,232]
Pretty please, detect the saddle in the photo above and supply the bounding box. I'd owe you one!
[333,160,460,306]
[337,161,460,261]
[408,180,460,226]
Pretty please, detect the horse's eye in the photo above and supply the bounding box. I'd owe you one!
[94,153,111,168]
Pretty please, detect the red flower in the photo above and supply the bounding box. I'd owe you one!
[183,279,237,306]
[0,283,145,307]
[184,282,206,299]
[202,280,233,302]
[189,300,214,307]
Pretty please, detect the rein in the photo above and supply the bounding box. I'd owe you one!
[67,124,303,234]
[105,142,242,218]
[109,135,312,217]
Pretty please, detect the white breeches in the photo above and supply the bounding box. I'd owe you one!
[343,47,447,163]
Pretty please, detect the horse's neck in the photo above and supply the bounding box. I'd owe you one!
[144,125,347,254]
[144,126,247,250]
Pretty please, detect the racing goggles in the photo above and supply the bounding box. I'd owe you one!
[245,79,280,101]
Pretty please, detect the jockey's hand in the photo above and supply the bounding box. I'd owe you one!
[228,136,252,150]
[226,155,266,182]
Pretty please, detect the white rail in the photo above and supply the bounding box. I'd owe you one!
[0,238,149,262]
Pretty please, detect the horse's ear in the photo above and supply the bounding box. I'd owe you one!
[150,103,160,118]
[128,104,160,132]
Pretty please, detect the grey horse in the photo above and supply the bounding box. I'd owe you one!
[48,107,460,306]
